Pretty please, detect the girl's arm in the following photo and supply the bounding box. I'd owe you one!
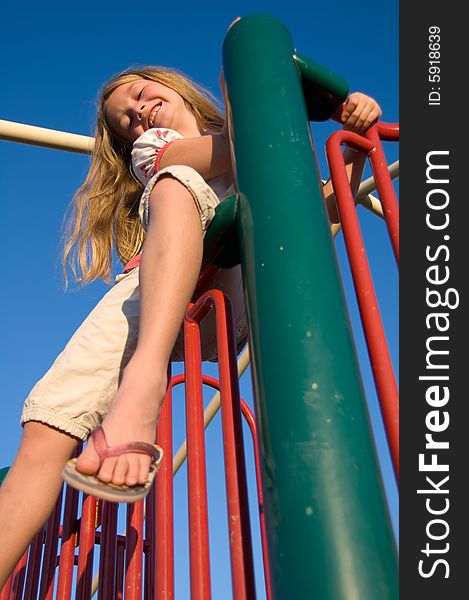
[157,132,231,180]
[157,92,381,207]
[322,92,382,236]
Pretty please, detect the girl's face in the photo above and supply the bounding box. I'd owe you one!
[105,79,201,143]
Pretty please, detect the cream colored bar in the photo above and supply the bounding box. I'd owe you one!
[0,118,398,202]
[356,160,399,218]
[0,119,94,154]
[356,193,385,218]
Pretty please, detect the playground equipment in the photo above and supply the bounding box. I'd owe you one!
[0,14,399,600]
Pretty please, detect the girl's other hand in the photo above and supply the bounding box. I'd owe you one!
[341,92,382,133]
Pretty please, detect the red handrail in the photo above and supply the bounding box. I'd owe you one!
[152,370,175,599]
[183,313,212,599]
[326,123,399,480]
[365,123,400,263]
[97,501,118,597]
[169,372,273,600]
[185,290,256,600]
[125,500,144,599]
[39,486,63,599]
[75,493,97,599]
[56,471,79,598]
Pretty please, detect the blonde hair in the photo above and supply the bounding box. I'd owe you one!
[63,66,224,284]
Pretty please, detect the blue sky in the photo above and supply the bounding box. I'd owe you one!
[0,1,398,597]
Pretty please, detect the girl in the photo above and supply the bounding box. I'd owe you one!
[0,65,381,587]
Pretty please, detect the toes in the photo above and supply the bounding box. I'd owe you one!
[112,455,130,486]
[97,455,151,487]
[138,456,152,485]
[125,456,141,487]
[97,456,118,483]
[76,439,101,475]
[121,455,151,486]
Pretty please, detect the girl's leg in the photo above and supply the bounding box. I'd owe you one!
[0,422,77,589]
[76,175,203,486]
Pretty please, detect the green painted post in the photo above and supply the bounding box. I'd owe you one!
[222,14,398,599]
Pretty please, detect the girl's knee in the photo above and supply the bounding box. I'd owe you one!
[148,174,198,217]
[144,169,206,230]
[150,173,191,198]
[22,421,78,455]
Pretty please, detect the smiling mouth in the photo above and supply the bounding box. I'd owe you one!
[148,103,162,128]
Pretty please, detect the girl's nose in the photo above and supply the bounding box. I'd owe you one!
[137,105,146,121]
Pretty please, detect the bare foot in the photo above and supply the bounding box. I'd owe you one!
[76,366,167,487]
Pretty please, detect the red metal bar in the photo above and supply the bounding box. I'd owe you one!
[56,484,79,599]
[153,364,174,599]
[374,121,399,142]
[187,291,256,600]
[39,486,63,599]
[3,548,27,599]
[97,501,118,598]
[11,549,28,598]
[215,294,256,600]
[170,370,271,600]
[183,310,212,599]
[240,401,273,600]
[124,500,144,599]
[144,484,155,600]
[0,574,11,600]
[364,123,400,263]
[326,129,399,479]
[22,529,44,600]
[116,543,125,600]
[75,494,97,599]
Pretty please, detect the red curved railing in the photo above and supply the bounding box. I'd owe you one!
[326,121,399,480]
[184,291,256,600]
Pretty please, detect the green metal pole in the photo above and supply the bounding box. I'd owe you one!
[222,14,398,599]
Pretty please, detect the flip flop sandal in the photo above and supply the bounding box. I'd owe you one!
[62,426,164,503]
